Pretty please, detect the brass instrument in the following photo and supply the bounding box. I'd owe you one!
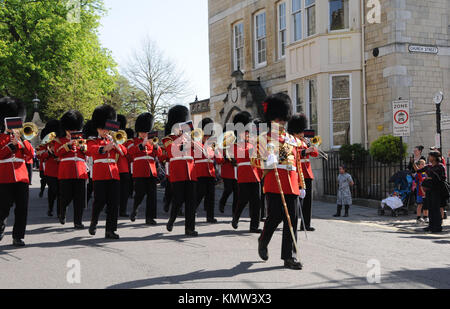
[41,132,56,145]
[217,131,236,150]
[152,137,159,145]
[191,128,204,142]
[306,135,328,161]
[21,122,38,141]
[112,130,128,145]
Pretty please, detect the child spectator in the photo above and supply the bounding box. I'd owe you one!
[334,165,354,218]
[415,159,429,224]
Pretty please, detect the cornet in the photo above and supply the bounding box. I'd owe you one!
[112,130,128,145]
[21,122,38,141]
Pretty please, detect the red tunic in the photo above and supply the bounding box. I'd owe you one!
[297,138,319,180]
[87,138,126,181]
[54,137,88,180]
[36,145,47,172]
[216,144,237,180]
[235,142,260,184]
[193,143,216,179]
[0,134,34,184]
[117,140,131,174]
[128,138,163,178]
[40,146,59,178]
[163,134,196,183]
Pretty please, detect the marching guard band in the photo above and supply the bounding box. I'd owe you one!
[0,92,329,270]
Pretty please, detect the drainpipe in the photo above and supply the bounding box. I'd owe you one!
[361,0,369,150]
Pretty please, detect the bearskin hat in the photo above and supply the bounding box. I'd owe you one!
[40,120,61,140]
[60,110,84,132]
[125,128,135,139]
[82,120,98,139]
[117,114,127,130]
[92,105,117,129]
[135,113,154,133]
[288,114,308,135]
[0,97,26,131]
[263,93,293,123]
[165,105,189,136]
[233,111,252,127]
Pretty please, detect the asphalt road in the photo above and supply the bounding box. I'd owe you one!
[0,171,449,289]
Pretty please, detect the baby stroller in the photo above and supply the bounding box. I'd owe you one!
[379,170,413,217]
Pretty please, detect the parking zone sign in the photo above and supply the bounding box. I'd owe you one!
[393,100,410,137]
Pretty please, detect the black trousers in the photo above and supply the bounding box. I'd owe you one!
[46,176,59,214]
[260,180,266,219]
[426,190,443,232]
[91,180,120,232]
[219,178,238,214]
[133,177,157,220]
[195,177,216,220]
[87,177,93,203]
[170,181,196,231]
[119,173,130,215]
[59,179,86,226]
[0,183,29,239]
[39,171,47,194]
[233,182,261,230]
[26,163,32,185]
[164,180,173,210]
[300,178,313,229]
[260,193,298,260]
[129,172,134,198]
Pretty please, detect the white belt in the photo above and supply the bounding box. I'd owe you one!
[170,156,194,162]
[196,159,214,164]
[0,158,25,164]
[94,159,116,164]
[237,162,252,167]
[61,157,85,163]
[277,165,297,171]
[301,159,310,163]
[134,156,155,162]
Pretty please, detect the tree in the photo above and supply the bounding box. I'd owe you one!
[125,38,191,123]
[0,0,117,119]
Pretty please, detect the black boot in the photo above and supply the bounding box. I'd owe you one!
[258,237,268,261]
[344,205,350,217]
[105,231,120,240]
[89,222,97,236]
[166,219,174,232]
[12,239,25,247]
[334,205,342,217]
[185,230,198,237]
[284,258,303,270]
[130,207,138,222]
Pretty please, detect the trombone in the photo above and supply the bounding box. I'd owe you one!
[21,122,38,141]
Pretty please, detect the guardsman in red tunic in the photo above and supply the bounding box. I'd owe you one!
[39,120,61,217]
[257,93,303,270]
[194,118,218,224]
[87,105,126,240]
[163,105,198,237]
[161,149,173,213]
[36,143,48,198]
[129,113,163,225]
[217,140,238,214]
[117,115,131,218]
[231,112,262,233]
[54,111,88,229]
[0,97,32,247]
[125,128,136,199]
[25,146,35,185]
[291,115,319,232]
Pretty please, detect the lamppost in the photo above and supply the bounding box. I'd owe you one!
[433,91,444,153]
[32,93,40,112]
[162,109,168,125]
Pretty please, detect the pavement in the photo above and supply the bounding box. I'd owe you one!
[0,171,449,289]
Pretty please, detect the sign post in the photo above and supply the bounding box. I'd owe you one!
[433,91,444,153]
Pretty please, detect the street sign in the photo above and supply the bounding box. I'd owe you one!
[442,114,450,131]
[393,100,410,137]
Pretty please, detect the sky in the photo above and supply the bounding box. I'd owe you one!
[98,0,210,102]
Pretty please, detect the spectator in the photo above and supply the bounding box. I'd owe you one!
[408,145,425,173]
[416,151,447,233]
[334,165,354,218]
[414,160,428,225]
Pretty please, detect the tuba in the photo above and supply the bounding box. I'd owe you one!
[21,122,38,141]
[112,130,128,145]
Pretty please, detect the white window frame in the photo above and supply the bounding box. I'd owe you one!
[328,0,350,33]
[254,10,267,68]
[233,22,244,71]
[305,0,316,37]
[291,0,302,42]
[277,2,287,59]
[305,79,317,131]
[329,73,352,149]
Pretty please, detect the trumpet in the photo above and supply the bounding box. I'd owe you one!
[112,130,127,145]
[41,132,56,145]
[191,128,204,142]
[217,131,236,150]
[306,136,328,161]
[21,122,38,141]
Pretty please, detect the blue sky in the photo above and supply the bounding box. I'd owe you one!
[98,0,210,101]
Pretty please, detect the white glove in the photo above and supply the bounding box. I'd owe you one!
[299,189,307,199]
[265,153,278,169]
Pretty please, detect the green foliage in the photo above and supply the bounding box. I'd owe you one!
[339,143,368,163]
[370,135,408,164]
[0,0,117,120]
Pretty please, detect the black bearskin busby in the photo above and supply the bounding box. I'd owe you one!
[135,113,154,133]
[117,114,127,131]
[233,111,252,127]
[165,105,189,136]
[82,120,98,139]
[0,97,26,131]
[92,105,117,129]
[199,117,214,136]
[60,110,84,133]
[125,128,135,140]
[40,120,61,140]
[288,114,308,135]
[263,93,293,123]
